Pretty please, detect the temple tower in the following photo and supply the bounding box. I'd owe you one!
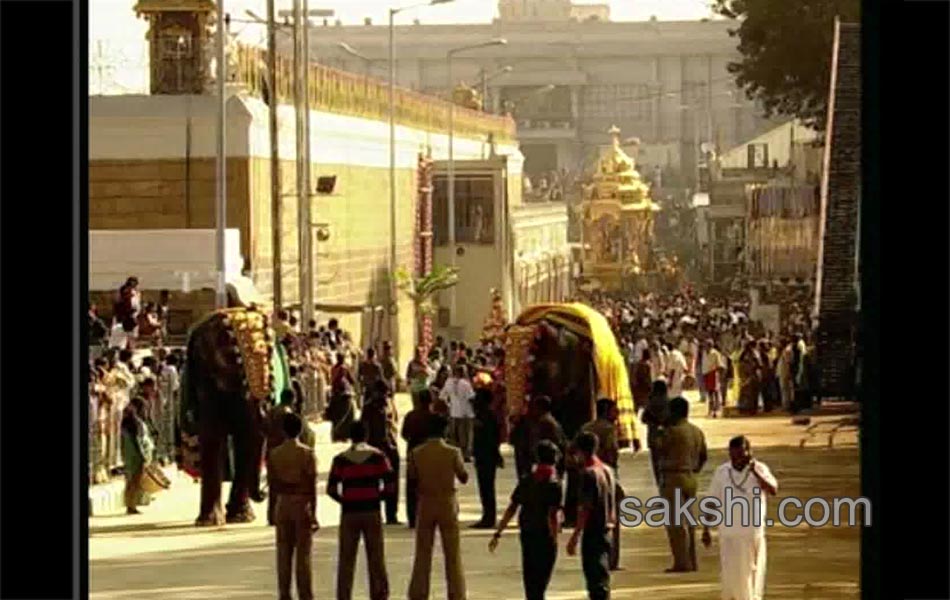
[134,0,216,94]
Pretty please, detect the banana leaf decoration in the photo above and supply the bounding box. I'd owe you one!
[394,265,460,317]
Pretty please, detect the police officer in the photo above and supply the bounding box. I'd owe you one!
[266,389,314,525]
[268,412,319,600]
[407,415,469,600]
[654,396,707,573]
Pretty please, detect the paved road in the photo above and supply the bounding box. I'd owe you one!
[90,399,860,599]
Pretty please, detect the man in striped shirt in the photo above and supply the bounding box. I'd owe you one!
[327,421,395,600]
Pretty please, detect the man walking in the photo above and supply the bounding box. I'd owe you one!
[327,421,394,600]
[268,412,318,600]
[702,339,725,418]
[380,341,399,398]
[489,440,562,600]
[702,436,778,600]
[361,381,401,525]
[407,415,469,600]
[440,364,476,462]
[654,396,707,573]
[579,398,624,570]
[640,380,670,493]
[472,387,502,528]
[401,389,433,529]
[666,344,689,398]
[567,431,616,600]
[359,347,383,409]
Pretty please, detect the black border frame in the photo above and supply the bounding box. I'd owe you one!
[0,0,85,598]
[872,1,950,599]
[0,0,945,598]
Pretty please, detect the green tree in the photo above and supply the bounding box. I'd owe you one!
[394,265,460,341]
[713,0,860,132]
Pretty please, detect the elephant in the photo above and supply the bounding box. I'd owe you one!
[179,306,290,526]
[528,320,597,441]
[526,320,597,526]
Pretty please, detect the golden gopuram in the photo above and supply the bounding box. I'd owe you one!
[579,126,661,292]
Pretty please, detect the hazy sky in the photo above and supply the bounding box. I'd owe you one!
[90,0,718,93]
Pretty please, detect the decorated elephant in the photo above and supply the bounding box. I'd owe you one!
[529,319,596,440]
[505,303,638,445]
[179,306,291,526]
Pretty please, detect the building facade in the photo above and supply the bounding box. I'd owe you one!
[90,1,521,367]
[303,4,777,188]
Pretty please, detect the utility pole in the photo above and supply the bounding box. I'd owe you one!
[214,0,227,309]
[267,0,283,309]
[389,8,397,330]
[446,52,457,324]
[300,0,314,331]
[292,0,306,319]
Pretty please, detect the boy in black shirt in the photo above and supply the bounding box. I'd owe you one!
[489,440,562,600]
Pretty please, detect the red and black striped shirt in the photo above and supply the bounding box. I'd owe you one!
[327,444,395,513]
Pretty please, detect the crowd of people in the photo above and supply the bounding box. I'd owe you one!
[575,288,821,417]
[269,338,778,600]
[90,273,809,599]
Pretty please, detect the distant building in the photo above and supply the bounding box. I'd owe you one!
[303,1,778,187]
[698,119,823,285]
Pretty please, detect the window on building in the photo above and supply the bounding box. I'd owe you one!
[499,86,572,122]
[161,32,192,58]
[682,80,708,105]
[582,85,651,121]
[432,175,495,245]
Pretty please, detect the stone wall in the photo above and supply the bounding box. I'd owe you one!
[89,91,520,367]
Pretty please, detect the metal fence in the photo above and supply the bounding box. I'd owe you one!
[88,372,330,486]
[89,379,179,486]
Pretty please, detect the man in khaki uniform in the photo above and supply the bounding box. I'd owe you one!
[654,396,707,573]
[266,390,315,525]
[407,415,469,600]
[268,412,319,600]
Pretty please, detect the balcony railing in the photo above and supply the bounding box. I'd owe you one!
[232,44,516,142]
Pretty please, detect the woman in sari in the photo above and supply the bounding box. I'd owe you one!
[631,348,654,412]
[736,341,762,415]
[758,339,781,412]
[120,396,155,514]
[428,365,451,416]
[325,352,356,442]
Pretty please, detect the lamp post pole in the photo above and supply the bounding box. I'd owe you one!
[446,51,456,323]
[445,38,506,326]
[214,0,227,309]
[389,8,397,318]
[267,0,282,309]
[385,0,454,358]
[301,0,314,331]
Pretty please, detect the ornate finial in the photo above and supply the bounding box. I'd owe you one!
[608,125,621,146]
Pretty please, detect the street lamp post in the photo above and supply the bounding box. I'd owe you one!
[281,5,333,327]
[446,38,507,325]
[338,42,373,77]
[386,0,453,358]
[215,0,227,309]
[477,65,513,113]
[265,1,282,309]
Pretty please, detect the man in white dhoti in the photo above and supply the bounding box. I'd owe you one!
[702,436,778,600]
[666,346,689,398]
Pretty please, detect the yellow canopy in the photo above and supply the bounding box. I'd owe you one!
[515,303,639,445]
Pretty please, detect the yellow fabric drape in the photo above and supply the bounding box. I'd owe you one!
[514,303,639,445]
